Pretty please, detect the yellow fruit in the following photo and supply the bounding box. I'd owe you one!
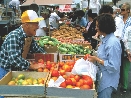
[18,74,25,80]
[26,78,33,85]
[66,85,73,88]
[22,80,29,85]
[8,81,16,85]
[33,79,38,85]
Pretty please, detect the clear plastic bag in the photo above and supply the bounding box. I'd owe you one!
[71,58,97,81]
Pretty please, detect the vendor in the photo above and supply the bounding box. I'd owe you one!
[9,0,24,16]
[0,10,46,79]
[49,8,67,29]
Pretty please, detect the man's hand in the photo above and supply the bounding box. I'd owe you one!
[29,62,45,70]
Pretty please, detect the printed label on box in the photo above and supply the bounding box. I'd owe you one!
[35,53,55,62]
[75,55,85,60]
[59,54,75,62]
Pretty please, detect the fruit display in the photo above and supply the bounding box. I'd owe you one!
[58,43,91,54]
[58,61,75,72]
[60,74,93,89]
[7,73,45,86]
[35,60,58,72]
[48,70,93,90]
[51,24,84,40]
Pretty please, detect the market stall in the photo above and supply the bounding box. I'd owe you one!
[0,0,97,98]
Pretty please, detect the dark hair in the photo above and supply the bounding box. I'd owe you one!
[55,6,59,9]
[96,14,116,34]
[77,10,85,17]
[99,5,113,15]
[87,9,97,19]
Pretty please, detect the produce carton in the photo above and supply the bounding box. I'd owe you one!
[34,53,58,62]
[59,54,75,62]
[46,72,97,98]
[81,44,92,49]
[0,71,51,96]
[75,54,85,60]
[44,45,58,53]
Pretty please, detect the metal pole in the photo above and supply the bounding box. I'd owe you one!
[103,0,104,5]
[6,1,7,18]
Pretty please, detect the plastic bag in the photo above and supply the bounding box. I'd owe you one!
[71,58,97,81]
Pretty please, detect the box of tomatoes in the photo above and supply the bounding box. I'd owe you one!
[46,72,97,98]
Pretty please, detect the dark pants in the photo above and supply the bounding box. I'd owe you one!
[119,40,125,84]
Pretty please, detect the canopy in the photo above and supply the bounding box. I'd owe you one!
[22,0,73,6]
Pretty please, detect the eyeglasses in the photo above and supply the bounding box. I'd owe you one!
[121,9,126,11]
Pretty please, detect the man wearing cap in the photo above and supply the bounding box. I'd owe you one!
[36,9,50,36]
[0,10,46,82]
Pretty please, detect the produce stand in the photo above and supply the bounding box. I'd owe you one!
[0,71,50,97]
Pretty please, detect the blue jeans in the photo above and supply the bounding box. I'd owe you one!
[0,67,7,98]
[97,87,115,98]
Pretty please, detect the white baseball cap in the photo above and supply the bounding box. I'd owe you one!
[21,10,43,23]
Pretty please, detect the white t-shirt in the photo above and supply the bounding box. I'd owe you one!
[9,0,20,10]
[36,16,47,36]
[114,16,124,40]
[49,12,60,29]
[123,26,131,52]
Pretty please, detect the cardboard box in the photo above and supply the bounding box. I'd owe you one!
[35,53,58,62]
[81,44,92,49]
[75,54,85,60]
[46,72,97,98]
[44,45,58,53]
[0,71,50,96]
[59,54,75,62]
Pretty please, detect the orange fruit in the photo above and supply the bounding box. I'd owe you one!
[8,81,16,85]
[51,77,58,81]
[43,68,49,72]
[37,68,43,72]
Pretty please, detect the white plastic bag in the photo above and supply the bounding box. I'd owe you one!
[71,58,97,81]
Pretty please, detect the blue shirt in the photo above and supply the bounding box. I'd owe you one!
[97,33,122,92]
[76,17,87,27]
[0,26,46,71]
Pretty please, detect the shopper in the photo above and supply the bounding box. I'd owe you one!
[75,10,87,27]
[98,5,125,89]
[83,9,98,49]
[36,9,50,36]
[0,10,46,79]
[123,26,131,62]
[119,2,131,93]
[88,14,122,98]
